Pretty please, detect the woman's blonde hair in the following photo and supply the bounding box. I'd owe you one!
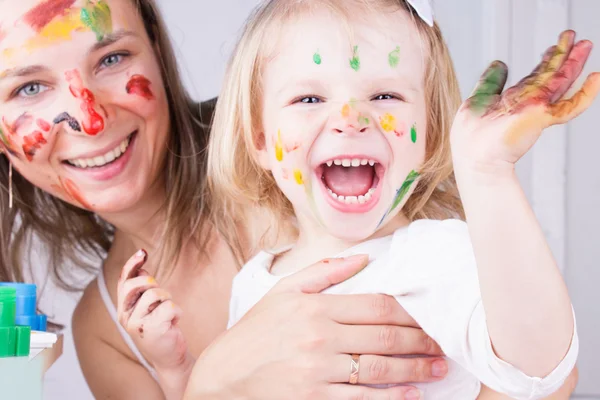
[209,0,465,259]
[0,0,215,289]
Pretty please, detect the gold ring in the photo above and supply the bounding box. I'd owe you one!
[349,354,360,384]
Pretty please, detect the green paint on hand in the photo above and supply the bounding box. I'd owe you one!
[388,46,400,68]
[81,0,113,41]
[313,51,322,65]
[411,123,417,143]
[350,45,360,71]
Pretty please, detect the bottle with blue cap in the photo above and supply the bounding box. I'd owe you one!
[0,283,47,332]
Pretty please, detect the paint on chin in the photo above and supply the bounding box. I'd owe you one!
[126,75,154,100]
[58,177,92,209]
[377,170,419,228]
[65,70,104,135]
[22,131,47,161]
[24,0,77,32]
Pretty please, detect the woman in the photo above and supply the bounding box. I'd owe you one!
[0,0,576,398]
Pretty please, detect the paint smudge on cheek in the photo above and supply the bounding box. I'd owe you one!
[349,45,360,72]
[53,112,82,131]
[313,51,322,65]
[378,169,419,227]
[58,177,92,209]
[389,46,401,68]
[294,169,304,185]
[358,115,370,126]
[275,130,284,162]
[11,113,34,134]
[36,119,51,132]
[0,125,19,157]
[379,113,396,132]
[80,0,113,41]
[282,168,290,180]
[65,70,104,135]
[125,75,154,100]
[22,131,47,161]
[411,123,417,143]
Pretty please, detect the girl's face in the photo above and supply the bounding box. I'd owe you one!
[259,8,428,241]
[0,0,169,213]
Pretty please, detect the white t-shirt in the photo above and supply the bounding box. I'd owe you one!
[227,219,578,399]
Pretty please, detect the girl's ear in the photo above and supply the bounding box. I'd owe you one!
[255,131,272,171]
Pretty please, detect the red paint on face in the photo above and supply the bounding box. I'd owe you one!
[11,113,34,134]
[285,143,301,152]
[65,70,105,136]
[37,119,51,132]
[59,177,92,209]
[125,75,154,100]
[22,131,47,161]
[23,0,77,32]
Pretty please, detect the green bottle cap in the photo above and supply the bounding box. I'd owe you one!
[0,287,16,327]
[0,326,16,357]
[15,325,30,357]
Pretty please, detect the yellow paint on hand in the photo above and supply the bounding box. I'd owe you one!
[379,113,396,132]
[275,129,284,161]
[341,104,350,118]
[25,13,88,51]
[294,169,304,185]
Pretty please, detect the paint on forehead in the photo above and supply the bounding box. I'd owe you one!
[349,45,360,72]
[275,129,284,162]
[23,0,77,32]
[80,0,113,41]
[125,75,154,100]
[65,69,104,135]
[24,11,87,51]
[294,169,304,185]
[388,46,401,68]
[313,51,322,65]
[379,113,396,132]
[22,131,47,161]
[53,112,82,131]
[410,123,417,143]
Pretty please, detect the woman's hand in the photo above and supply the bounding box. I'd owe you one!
[117,249,195,400]
[184,255,447,400]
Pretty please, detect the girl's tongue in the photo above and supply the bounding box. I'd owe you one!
[322,165,374,196]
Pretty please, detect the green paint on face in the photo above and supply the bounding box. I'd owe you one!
[411,124,417,143]
[388,46,400,68]
[80,0,113,41]
[350,45,360,71]
[377,170,420,227]
[358,115,370,125]
[349,98,358,108]
[313,51,322,65]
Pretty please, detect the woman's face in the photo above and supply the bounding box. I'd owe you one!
[0,0,169,213]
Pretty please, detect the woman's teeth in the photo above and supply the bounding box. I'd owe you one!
[326,158,376,167]
[327,188,376,204]
[68,137,131,168]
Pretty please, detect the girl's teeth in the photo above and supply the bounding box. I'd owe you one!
[324,158,378,168]
[327,187,376,204]
[342,159,351,167]
[69,137,130,168]
[351,159,361,167]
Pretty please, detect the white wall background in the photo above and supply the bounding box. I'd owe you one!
[39,1,600,398]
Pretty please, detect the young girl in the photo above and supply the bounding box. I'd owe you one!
[118,0,599,398]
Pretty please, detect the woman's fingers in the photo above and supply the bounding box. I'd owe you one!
[273,254,369,294]
[334,324,442,356]
[128,288,173,323]
[323,293,419,326]
[118,249,147,283]
[328,354,447,385]
[325,384,422,400]
[117,275,159,326]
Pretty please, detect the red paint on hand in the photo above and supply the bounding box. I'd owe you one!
[126,75,154,100]
[65,70,105,135]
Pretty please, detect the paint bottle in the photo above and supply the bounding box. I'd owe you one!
[0,287,30,357]
[0,283,46,332]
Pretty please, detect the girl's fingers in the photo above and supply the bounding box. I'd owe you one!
[547,40,594,103]
[548,72,600,124]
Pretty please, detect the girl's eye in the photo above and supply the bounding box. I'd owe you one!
[17,83,48,98]
[101,54,123,68]
[373,93,398,101]
[299,96,322,104]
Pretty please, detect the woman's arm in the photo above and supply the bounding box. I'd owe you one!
[184,256,448,400]
[72,280,165,399]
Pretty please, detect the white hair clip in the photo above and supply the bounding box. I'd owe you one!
[406,0,434,27]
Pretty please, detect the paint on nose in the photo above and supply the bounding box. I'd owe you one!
[53,112,81,132]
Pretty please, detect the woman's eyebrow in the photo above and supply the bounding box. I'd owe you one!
[89,29,138,54]
[0,65,48,82]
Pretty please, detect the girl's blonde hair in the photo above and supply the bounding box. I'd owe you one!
[209,0,465,260]
[0,0,215,289]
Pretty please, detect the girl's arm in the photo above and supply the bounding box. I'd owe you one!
[452,30,600,377]
[478,367,579,399]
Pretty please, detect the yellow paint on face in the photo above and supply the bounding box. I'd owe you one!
[294,169,304,185]
[275,129,284,161]
[341,104,350,118]
[2,48,15,60]
[25,12,89,51]
[379,113,396,132]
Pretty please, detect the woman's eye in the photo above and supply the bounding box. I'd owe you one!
[299,96,321,104]
[101,54,123,68]
[17,83,48,98]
